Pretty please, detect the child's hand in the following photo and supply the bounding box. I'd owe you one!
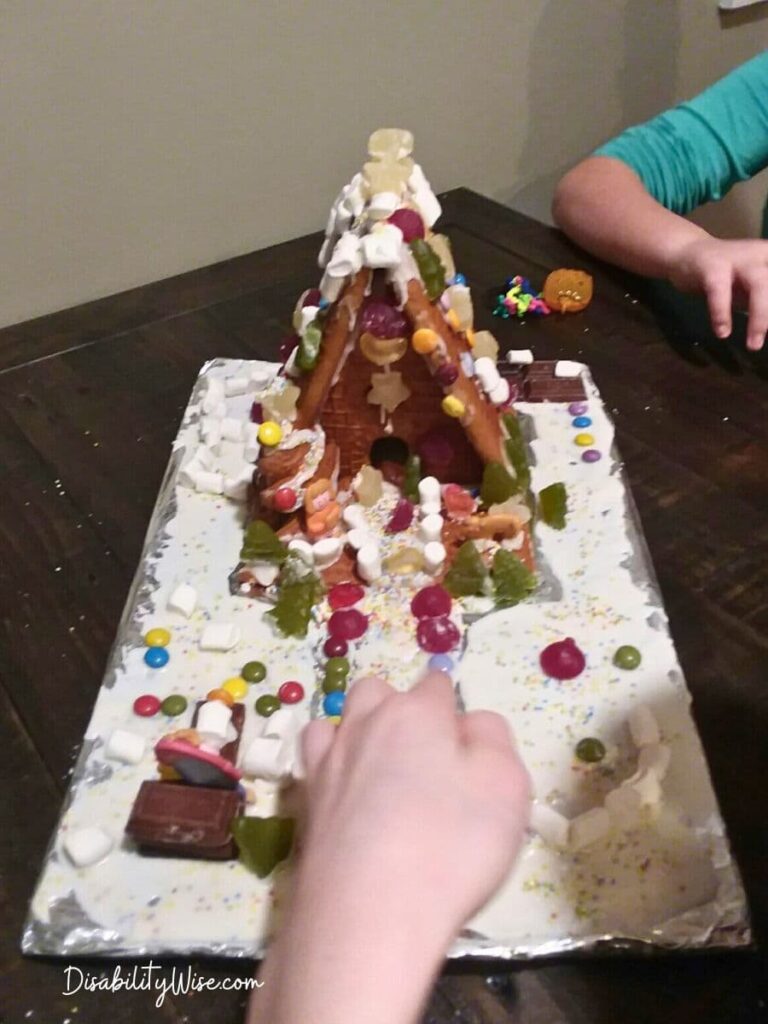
[300,672,531,936]
[669,236,768,351]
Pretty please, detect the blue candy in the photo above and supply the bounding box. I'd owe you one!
[318,298,330,309]
[144,646,169,669]
[428,653,454,674]
[452,273,467,286]
[323,690,346,717]
[572,416,592,428]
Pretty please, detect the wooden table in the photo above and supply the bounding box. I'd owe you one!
[1,190,766,1024]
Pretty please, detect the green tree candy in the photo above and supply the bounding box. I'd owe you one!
[502,413,530,493]
[444,541,490,598]
[240,520,289,564]
[232,816,295,878]
[409,239,446,301]
[538,482,568,530]
[492,548,537,608]
[402,453,422,503]
[296,320,323,372]
[480,461,516,507]
[266,575,322,638]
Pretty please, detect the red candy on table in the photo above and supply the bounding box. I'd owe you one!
[416,615,460,654]
[323,636,349,658]
[278,681,305,704]
[387,208,425,242]
[133,694,161,717]
[540,638,586,680]
[273,487,297,512]
[328,608,369,641]
[386,498,415,533]
[411,585,452,620]
[328,582,365,610]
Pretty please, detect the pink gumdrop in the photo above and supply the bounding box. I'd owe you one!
[386,498,415,533]
[279,335,300,362]
[443,483,476,521]
[540,638,586,680]
[323,636,349,658]
[328,609,369,641]
[359,299,409,340]
[416,615,460,654]
[388,208,425,243]
[329,582,365,610]
[302,288,322,307]
[411,585,452,620]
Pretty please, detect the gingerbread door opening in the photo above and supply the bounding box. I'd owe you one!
[370,436,409,468]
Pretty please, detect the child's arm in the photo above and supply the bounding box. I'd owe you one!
[247,673,531,1024]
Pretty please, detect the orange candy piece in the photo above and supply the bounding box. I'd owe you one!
[542,268,593,313]
[207,687,235,707]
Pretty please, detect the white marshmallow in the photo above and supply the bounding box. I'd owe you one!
[200,417,222,453]
[318,237,334,269]
[243,422,261,462]
[506,349,534,365]
[418,476,441,505]
[224,376,249,397]
[554,360,583,378]
[220,417,244,442]
[202,378,225,413]
[193,445,215,470]
[408,165,442,227]
[313,537,343,569]
[340,176,365,218]
[167,582,198,618]
[104,729,146,765]
[628,705,661,748]
[569,807,611,851]
[604,784,643,826]
[241,736,291,781]
[249,368,273,391]
[288,538,315,565]
[368,192,401,220]
[624,767,662,808]
[199,623,240,652]
[346,528,375,551]
[327,232,363,278]
[420,513,444,543]
[194,470,224,495]
[252,561,281,588]
[223,465,255,502]
[263,707,301,742]
[295,305,320,335]
[358,543,382,583]
[342,504,368,530]
[489,379,511,406]
[320,270,345,303]
[361,224,404,268]
[64,825,113,868]
[474,356,501,393]
[638,742,671,781]
[196,699,233,741]
[178,459,203,490]
[421,501,441,517]
[423,541,446,575]
[530,801,570,849]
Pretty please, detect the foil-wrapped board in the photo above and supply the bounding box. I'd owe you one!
[22,358,750,958]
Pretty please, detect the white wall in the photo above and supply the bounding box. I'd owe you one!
[2,1,766,328]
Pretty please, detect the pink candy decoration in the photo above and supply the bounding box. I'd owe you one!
[386,498,415,533]
[540,638,586,680]
[302,288,322,307]
[328,609,369,641]
[411,585,452,620]
[435,362,459,388]
[387,208,425,242]
[443,483,476,521]
[359,299,409,340]
[278,681,305,704]
[133,694,161,717]
[416,616,460,654]
[328,582,365,610]
[323,636,349,658]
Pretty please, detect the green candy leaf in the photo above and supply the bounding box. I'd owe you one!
[538,482,568,530]
[444,540,490,598]
[402,453,422,503]
[240,520,289,565]
[409,239,446,302]
[266,571,323,638]
[296,320,323,372]
[480,461,516,507]
[232,816,295,878]
[502,413,530,493]
[492,548,537,608]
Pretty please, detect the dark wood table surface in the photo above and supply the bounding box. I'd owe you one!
[1,189,766,1024]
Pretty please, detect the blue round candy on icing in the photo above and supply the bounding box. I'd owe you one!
[323,690,346,717]
[572,416,592,428]
[428,653,455,674]
[318,298,330,309]
[452,273,467,286]
[144,646,169,669]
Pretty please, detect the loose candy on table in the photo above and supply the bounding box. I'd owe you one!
[614,645,642,670]
[416,615,460,654]
[105,729,146,764]
[493,276,550,319]
[222,677,249,700]
[538,481,568,530]
[428,653,455,674]
[133,694,161,718]
[242,660,267,683]
[207,687,235,707]
[328,582,365,610]
[328,609,369,641]
[144,647,170,669]
[278,681,305,705]
[161,695,188,717]
[540,638,586,680]
[411,584,452,620]
[64,825,114,868]
[323,690,346,717]
[255,694,282,718]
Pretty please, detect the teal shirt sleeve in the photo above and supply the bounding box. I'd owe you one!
[594,51,768,216]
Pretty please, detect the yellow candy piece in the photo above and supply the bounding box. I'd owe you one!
[442,395,465,418]
[412,328,439,354]
[258,420,283,446]
[471,330,499,361]
[158,764,182,781]
[222,676,249,700]
[328,715,342,726]
[574,432,595,447]
[445,308,460,330]
[465,327,476,349]
[145,627,171,648]
[384,546,425,575]
[368,128,414,161]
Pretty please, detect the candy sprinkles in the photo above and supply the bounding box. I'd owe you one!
[25,128,747,963]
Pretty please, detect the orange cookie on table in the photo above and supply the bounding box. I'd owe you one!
[542,269,593,313]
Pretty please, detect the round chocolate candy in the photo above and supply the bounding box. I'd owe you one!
[435,362,459,388]
[328,609,368,641]
[575,737,606,763]
[273,487,297,512]
[322,674,347,695]
[574,432,595,447]
[613,645,642,670]
[428,653,455,674]
[144,647,170,669]
[540,638,586,680]
[325,656,350,680]
[144,627,171,647]
[411,585,452,620]
[572,416,592,428]
[323,690,346,717]
[278,680,305,704]
[582,449,602,463]
[255,694,281,717]
[161,694,188,717]
[207,687,235,707]
[133,694,161,717]
[323,636,348,658]
[241,660,267,683]
[568,402,588,416]
[222,677,249,700]
[258,421,282,447]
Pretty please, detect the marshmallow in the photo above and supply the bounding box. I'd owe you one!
[361,224,404,268]
[423,541,447,575]
[460,352,475,377]
[294,304,320,335]
[178,458,204,489]
[104,729,146,765]
[420,513,444,543]
[421,502,441,517]
[196,699,232,741]
[346,528,375,551]
[251,561,281,588]
[193,445,215,470]
[604,784,643,826]
[530,801,570,849]
[474,356,502,393]
[506,349,534,365]
[418,476,441,506]
[318,237,334,269]
[368,192,401,220]
[628,705,661,748]
[288,538,315,565]
[358,543,382,583]
[569,807,611,851]
[313,537,343,570]
[340,175,365,218]
[220,417,244,442]
[489,379,511,406]
[199,623,240,652]
[408,165,442,227]
[320,270,345,303]
[638,742,671,781]
[554,360,583,378]
[194,470,224,495]
[223,465,255,502]
[200,417,222,453]
[243,422,261,462]
[224,376,249,397]
[167,582,198,618]
[342,504,368,530]
[624,767,662,808]
[64,825,113,868]
[327,232,363,278]
[241,736,291,781]
[263,707,301,742]
[202,378,225,413]
[249,367,273,391]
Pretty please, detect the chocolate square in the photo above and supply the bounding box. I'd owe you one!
[126,780,242,860]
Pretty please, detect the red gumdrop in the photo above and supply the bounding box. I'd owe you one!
[279,335,300,362]
[328,609,369,641]
[411,585,452,620]
[540,638,586,680]
[302,288,322,307]
[388,208,425,243]
[329,582,365,610]
[443,483,477,521]
[386,498,415,533]
[273,487,297,512]
[250,401,264,424]
[416,615,460,654]
[359,299,409,340]
[133,694,161,717]
[278,680,305,704]
[323,636,349,658]
[435,362,459,388]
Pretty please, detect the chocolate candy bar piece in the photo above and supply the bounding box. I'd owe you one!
[526,377,587,402]
[525,360,559,379]
[192,700,245,765]
[126,780,242,860]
